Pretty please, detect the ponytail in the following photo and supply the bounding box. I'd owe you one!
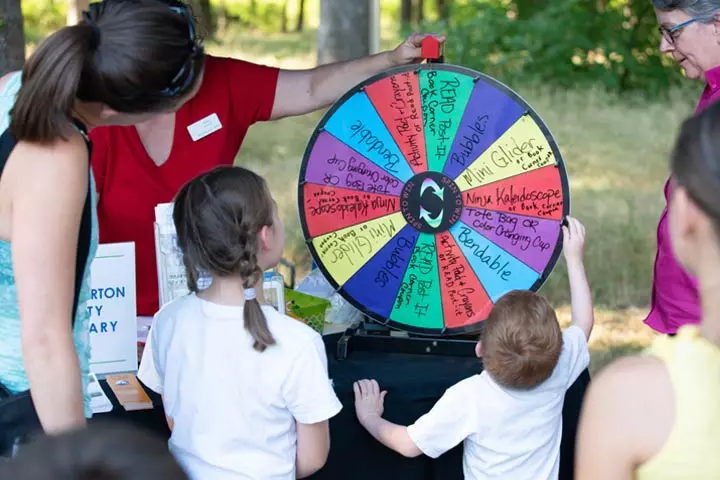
[182,254,199,293]
[11,24,96,142]
[243,266,276,352]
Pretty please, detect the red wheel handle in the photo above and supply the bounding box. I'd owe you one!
[421,36,444,63]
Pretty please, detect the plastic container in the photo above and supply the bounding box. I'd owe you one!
[284,288,331,334]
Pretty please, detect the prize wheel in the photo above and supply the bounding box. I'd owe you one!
[298,63,570,336]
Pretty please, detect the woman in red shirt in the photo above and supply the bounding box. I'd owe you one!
[90,21,442,329]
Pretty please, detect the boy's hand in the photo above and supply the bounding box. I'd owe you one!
[562,216,586,263]
[354,379,387,424]
[352,379,422,458]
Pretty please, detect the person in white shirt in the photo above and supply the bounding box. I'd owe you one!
[137,165,342,480]
[353,217,593,480]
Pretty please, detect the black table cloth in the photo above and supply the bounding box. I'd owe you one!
[93,334,590,480]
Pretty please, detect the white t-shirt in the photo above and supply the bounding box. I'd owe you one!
[406,325,589,480]
[137,294,343,480]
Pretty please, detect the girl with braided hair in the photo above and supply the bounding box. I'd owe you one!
[137,165,342,480]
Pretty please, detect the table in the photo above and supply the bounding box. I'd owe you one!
[94,333,590,480]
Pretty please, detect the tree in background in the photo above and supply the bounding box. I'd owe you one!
[191,0,215,37]
[4,0,690,97]
[0,0,25,76]
[317,0,370,64]
[401,0,449,30]
[401,0,412,27]
[295,0,305,32]
[441,0,685,95]
[67,0,89,25]
[437,0,449,20]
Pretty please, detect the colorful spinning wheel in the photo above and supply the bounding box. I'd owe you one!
[298,63,570,336]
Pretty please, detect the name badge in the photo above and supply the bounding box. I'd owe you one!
[187,113,222,141]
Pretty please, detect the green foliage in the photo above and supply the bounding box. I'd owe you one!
[219,0,320,34]
[221,0,286,32]
[424,0,687,95]
[22,0,67,45]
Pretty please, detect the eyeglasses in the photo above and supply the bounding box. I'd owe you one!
[658,16,713,45]
[162,3,204,97]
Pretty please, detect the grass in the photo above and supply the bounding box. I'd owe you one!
[204,24,702,374]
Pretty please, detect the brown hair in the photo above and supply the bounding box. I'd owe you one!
[11,0,205,143]
[671,100,720,236]
[173,166,277,352]
[481,290,562,389]
[0,422,188,479]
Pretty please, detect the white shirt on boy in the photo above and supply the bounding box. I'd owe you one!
[138,293,343,480]
[406,325,589,480]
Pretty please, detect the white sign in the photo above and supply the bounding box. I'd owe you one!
[87,242,138,375]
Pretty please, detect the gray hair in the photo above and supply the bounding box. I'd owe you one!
[652,0,720,19]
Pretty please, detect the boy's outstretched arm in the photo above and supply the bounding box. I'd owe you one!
[563,216,594,340]
[354,380,423,458]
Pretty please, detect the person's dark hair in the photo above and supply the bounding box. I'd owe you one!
[481,290,562,389]
[11,0,206,143]
[670,100,720,235]
[0,421,188,479]
[651,0,720,17]
[173,166,277,352]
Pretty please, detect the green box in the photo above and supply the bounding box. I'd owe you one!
[284,288,331,334]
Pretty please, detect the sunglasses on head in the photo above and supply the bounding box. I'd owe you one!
[162,1,204,97]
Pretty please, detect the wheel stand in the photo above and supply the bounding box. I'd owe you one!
[335,317,479,360]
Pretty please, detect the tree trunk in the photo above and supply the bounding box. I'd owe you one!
[317,0,370,65]
[415,0,424,23]
[401,0,412,27]
[295,0,305,32]
[281,0,288,32]
[437,0,449,20]
[67,0,89,26]
[190,0,215,37]
[369,0,379,54]
[0,0,25,77]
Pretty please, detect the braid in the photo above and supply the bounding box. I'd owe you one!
[172,165,278,352]
[237,215,275,352]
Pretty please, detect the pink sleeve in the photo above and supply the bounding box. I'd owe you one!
[644,179,701,334]
[645,90,711,334]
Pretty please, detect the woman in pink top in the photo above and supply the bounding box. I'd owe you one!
[647,0,720,334]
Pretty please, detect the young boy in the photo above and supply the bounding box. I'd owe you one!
[354,216,593,479]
